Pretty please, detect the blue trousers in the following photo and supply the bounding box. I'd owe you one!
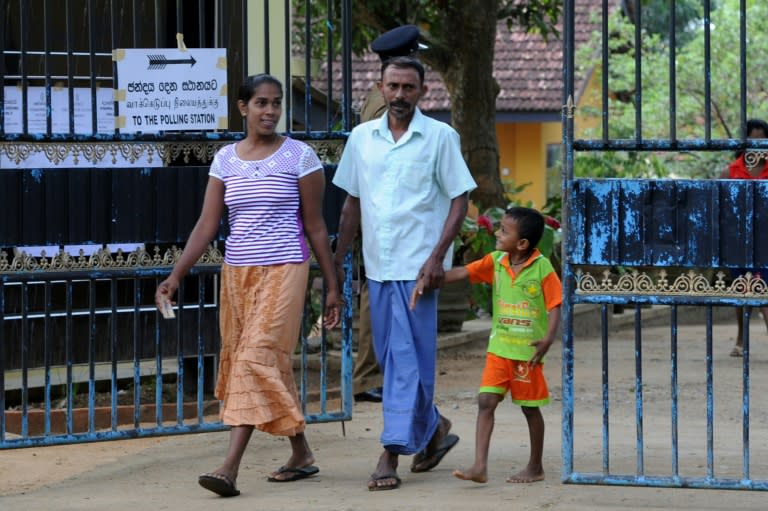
[367,280,441,455]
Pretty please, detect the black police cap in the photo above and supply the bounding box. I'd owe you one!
[370,25,426,62]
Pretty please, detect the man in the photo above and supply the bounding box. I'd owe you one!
[333,56,477,491]
[347,24,429,404]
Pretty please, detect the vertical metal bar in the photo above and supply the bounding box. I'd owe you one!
[176,280,185,424]
[742,306,751,480]
[110,278,118,431]
[263,0,270,73]
[154,0,163,46]
[133,277,141,429]
[44,282,52,436]
[341,0,352,132]
[284,0,292,133]
[0,281,5,440]
[43,0,53,135]
[21,282,29,438]
[561,0,576,480]
[668,0,676,143]
[239,0,247,135]
[110,0,119,135]
[299,294,309,415]
[601,0,608,142]
[20,0,29,135]
[633,0,642,143]
[197,275,205,422]
[198,0,206,46]
[176,0,183,43]
[65,280,74,435]
[132,0,140,46]
[155,277,164,427]
[304,0,311,133]
[318,280,328,415]
[339,252,354,416]
[705,304,714,478]
[703,0,711,142]
[219,0,227,53]
[670,304,679,478]
[601,303,610,474]
[325,0,333,132]
[0,0,6,134]
[88,279,96,433]
[738,0,747,138]
[634,303,644,475]
[88,0,98,134]
[66,0,75,135]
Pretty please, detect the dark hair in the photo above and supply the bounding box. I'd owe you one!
[505,206,545,249]
[746,118,768,137]
[380,56,425,85]
[238,74,283,103]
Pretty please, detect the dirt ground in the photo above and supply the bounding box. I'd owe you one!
[3,312,768,510]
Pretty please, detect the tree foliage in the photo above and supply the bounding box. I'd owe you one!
[576,0,768,179]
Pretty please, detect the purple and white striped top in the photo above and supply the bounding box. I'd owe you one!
[209,138,323,266]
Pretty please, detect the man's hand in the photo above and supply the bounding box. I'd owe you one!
[417,256,445,291]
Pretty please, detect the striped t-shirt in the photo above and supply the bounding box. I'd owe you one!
[209,138,323,266]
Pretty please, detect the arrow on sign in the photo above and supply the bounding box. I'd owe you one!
[146,54,197,70]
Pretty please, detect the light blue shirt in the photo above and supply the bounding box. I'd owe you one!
[333,108,477,281]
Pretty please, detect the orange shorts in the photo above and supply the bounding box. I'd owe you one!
[479,352,550,407]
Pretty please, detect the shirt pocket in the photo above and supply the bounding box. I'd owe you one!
[398,162,432,192]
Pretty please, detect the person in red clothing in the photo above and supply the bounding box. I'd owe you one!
[720,118,768,356]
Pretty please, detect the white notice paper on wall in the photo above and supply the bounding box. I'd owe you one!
[3,86,115,134]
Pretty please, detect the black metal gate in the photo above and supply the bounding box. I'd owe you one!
[1,0,354,448]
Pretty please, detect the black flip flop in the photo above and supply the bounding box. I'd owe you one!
[198,472,240,497]
[267,465,320,482]
[410,433,460,473]
[368,472,402,491]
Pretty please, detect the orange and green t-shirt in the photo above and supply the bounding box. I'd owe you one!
[465,249,562,361]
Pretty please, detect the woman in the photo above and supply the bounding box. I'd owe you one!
[155,74,341,497]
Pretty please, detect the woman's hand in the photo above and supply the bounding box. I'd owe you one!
[323,288,342,330]
[155,276,180,318]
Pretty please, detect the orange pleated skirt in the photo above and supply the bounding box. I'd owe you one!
[216,261,309,436]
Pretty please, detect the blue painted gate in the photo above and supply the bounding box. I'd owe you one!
[561,0,768,490]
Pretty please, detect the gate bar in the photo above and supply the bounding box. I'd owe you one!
[634,304,644,476]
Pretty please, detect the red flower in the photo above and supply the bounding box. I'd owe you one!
[477,215,494,234]
[544,215,560,230]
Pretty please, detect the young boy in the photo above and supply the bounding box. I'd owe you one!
[411,206,562,484]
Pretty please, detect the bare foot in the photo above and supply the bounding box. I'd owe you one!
[505,467,545,483]
[452,466,488,483]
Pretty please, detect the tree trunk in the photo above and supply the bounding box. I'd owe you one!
[435,0,506,209]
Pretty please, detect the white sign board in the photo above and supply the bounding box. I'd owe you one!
[3,86,114,134]
[114,48,228,133]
